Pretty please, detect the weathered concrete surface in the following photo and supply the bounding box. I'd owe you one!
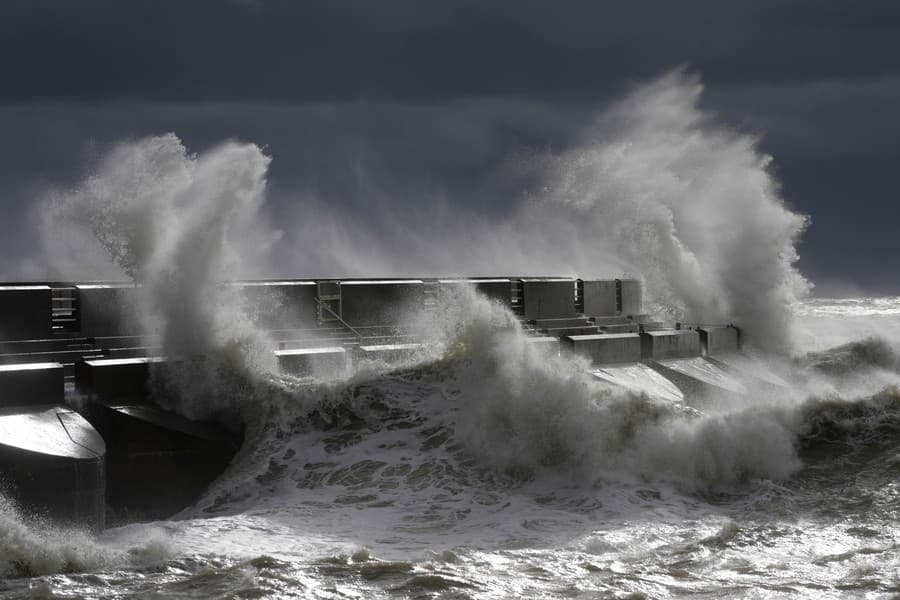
[640,330,700,360]
[0,285,52,341]
[521,279,577,320]
[565,333,641,365]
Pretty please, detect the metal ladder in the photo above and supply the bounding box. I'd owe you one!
[50,286,79,335]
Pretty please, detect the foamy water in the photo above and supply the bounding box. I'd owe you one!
[2,295,899,599]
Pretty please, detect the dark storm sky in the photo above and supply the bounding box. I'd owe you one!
[2,0,899,294]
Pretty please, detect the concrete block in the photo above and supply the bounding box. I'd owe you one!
[75,357,163,401]
[651,357,748,398]
[76,284,139,338]
[699,326,741,356]
[79,400,237,521]
[0,362,64,407]
[236,280,318,330]
[275,346,349,377]
[564,333,641,365]
[640,330,700,360]
[0,285,53,341]
[0,405,105,529]
[340,280,425,327]
[619,279,643,315]
[582,280,618,316]
[521,279,577,320]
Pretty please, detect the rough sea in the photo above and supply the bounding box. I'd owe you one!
[1,294,898,599]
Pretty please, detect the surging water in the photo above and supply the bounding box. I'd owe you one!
[3,71,896,598]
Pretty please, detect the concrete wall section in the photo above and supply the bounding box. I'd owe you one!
[75,357,163,401]
[582,280,618,317]
[640,330,700,360]
[619,279,643,315]
[699,326,741,356]
[238,281,318,330]
[77,284,140,338]
[521,279,577,320]
[340,280,425,327]
[0,362,64,407]
[565,333,641,365]
[0,286,53,341]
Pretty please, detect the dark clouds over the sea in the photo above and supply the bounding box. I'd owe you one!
[2,0,899,292]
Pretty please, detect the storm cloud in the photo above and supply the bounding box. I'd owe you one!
[2,1,899,293]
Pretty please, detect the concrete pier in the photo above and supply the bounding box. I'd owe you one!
[650,357,748,402]
[77,283,139,338]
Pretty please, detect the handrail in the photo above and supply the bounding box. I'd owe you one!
[313,296,363,341]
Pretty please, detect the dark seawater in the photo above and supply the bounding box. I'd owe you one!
[1,297,899,599]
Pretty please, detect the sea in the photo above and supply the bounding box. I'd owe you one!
[1,294,899,599]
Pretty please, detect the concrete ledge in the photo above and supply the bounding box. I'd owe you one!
[600,323,639,334]
[0,362,64,407]
[564,333,641,365]
[275,346,349,377]
[699,326,741,356]
[640,330,700,360]
[592,315,632,326]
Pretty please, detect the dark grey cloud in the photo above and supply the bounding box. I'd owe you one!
[4,1,900,104]
[1,1,899,293]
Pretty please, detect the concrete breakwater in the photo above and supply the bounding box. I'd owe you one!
[0,277,752,529]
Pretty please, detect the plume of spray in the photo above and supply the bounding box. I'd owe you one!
[40,134,279,419]
[278,70,810,353]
